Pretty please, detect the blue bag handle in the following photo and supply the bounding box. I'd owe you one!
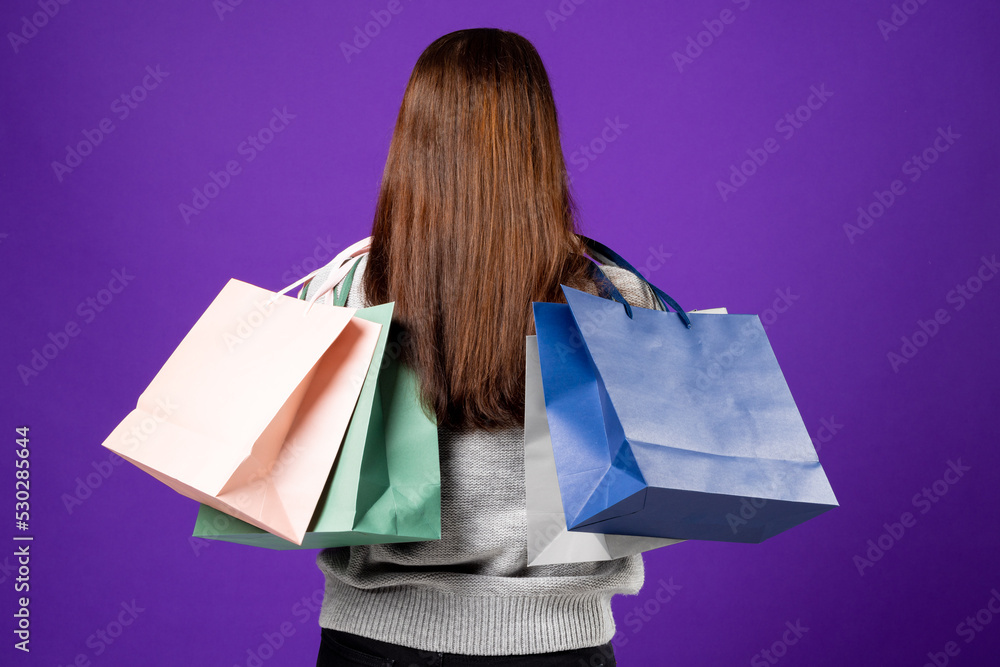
[585,261,635,319]
[579,235,692,329]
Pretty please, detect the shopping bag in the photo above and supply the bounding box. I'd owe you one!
[525,334,683,566]
[101,268,382,545]
[534,242,838,544]
[192,253,441,549]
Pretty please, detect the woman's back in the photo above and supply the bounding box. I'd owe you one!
[312,26,669,662]
[315,251,663,655]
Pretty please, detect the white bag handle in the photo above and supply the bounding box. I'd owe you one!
[269,236,372,314]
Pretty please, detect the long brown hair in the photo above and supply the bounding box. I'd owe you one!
[362,28,601,432]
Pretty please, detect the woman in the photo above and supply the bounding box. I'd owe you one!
[313,28,664,666]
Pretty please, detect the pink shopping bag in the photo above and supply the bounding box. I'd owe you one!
[101,276,381,545]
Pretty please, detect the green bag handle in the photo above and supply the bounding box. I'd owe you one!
[298,254,364,307]
[332,255,363,307]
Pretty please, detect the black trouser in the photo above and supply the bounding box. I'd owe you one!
[316,628,616,666]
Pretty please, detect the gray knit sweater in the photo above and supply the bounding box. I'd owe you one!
[310,250,665,656]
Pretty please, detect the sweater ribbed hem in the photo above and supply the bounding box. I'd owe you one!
[317,576,619,656]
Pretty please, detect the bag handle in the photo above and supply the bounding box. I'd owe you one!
[271,234,688,326]
[586,261,635,319]
[330,255,364,308]
[578,234,691,329]
[269,237,372,315]
[294,250,364,308]
[301,236,371,314]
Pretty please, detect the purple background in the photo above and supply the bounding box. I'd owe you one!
[3,1,999,665]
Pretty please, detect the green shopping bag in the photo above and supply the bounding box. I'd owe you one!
[192,255,441,549]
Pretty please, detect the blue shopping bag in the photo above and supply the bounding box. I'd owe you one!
[533,238,838,544]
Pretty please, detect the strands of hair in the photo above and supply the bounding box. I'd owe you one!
[363,28,602,432]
